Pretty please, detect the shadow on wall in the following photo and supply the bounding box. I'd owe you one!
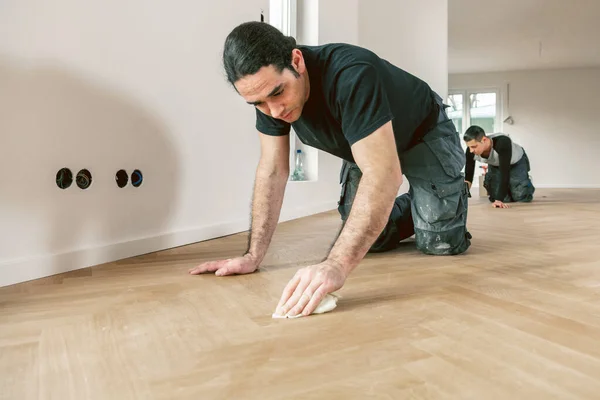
[0,56,180,284]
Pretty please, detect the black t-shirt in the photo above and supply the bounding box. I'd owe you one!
[255,43,435,163]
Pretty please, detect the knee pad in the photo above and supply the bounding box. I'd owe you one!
[415,227,472,256]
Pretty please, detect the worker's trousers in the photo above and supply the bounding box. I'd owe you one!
[483,152,535,203]
[337,94,472,255]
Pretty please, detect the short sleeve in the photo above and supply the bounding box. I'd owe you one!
[334,63,394,145]
[255,108,291,136]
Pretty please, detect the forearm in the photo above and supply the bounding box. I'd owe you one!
[245,162,288,264]
[496,158,511,201]
[464,151,475,184]
[497,167,510,201]
[494,136,512,201]
[327,170,401,274]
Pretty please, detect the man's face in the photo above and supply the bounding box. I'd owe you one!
[465,138,488,155]
[234,49,308,123]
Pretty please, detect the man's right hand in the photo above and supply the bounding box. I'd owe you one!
[188,253,259,276]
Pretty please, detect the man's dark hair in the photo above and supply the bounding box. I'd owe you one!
[223,21,299,86]
[463,125,486,142]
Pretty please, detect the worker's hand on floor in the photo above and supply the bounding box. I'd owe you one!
[188,253,258,276]
[274,260,347,318]
[492,200,509,209]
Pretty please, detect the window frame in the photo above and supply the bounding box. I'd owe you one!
[447,84,508,184]
[270,0,315,181]
[269,0,297,38]
[447,86,504,135]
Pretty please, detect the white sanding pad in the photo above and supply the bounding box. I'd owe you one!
[272,293,339,319]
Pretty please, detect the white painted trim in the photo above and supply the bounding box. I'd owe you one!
[469,183,600,189]
[0,201,337,287]
[283,0,297,38]
[269,0,297,37]
[532,184,600,189]
[269,0,283,30]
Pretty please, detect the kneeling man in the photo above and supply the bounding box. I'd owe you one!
[464,125,535,208]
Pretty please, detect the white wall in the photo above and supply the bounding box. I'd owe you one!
[450,68,600,188]
[297,0,359,46]
[319,0,359,46]
[0,0,341,287]
[358,0,448,99]
[297,0,319,46]
[0,0,450,287]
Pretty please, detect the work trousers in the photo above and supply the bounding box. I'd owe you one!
[483,152,535,203]
[337,94,472,255]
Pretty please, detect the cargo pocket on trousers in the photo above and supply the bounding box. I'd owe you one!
[424,132,465,179]
[412,180,463,226]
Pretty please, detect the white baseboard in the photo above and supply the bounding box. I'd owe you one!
[471,183,600,189]
[532,184,600,189]
[0,201,337,288]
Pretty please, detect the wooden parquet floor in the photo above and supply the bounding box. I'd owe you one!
[1,188,600,399]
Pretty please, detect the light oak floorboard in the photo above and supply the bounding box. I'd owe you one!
[1,188,600,399]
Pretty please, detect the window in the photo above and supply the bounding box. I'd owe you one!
[269,0,319,182]
[447,87,504,183]
[446,93,464,135]
[446,89,502,138]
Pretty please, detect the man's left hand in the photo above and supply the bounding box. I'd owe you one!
[492,200,509,208]
[274,260,347,318]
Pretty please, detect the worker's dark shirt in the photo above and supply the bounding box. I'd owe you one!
[255,43,436,163]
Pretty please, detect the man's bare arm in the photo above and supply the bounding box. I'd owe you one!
[244,132,290,265]
[188,132,288,276]
[327,121,402,274]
